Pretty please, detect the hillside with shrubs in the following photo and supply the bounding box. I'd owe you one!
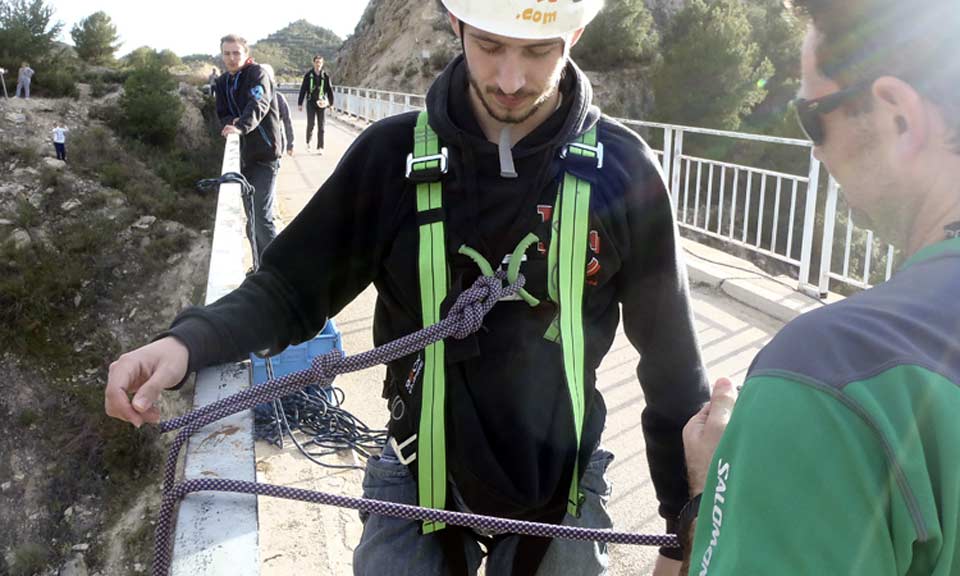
[1,3,224,574]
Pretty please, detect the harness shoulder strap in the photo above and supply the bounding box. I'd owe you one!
[410,110,449,535]
[551,125,600,516]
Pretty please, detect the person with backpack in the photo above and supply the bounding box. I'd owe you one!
[105,3,708,574]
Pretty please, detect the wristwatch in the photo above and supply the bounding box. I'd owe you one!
[677,492,703,552]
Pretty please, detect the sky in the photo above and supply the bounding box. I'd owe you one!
[45,1,369,58]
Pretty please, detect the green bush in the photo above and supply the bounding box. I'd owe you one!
[10,542,49,576]
[33,59,79,98]
[17,408,38,427]
[428,47,451,72]
[89,74,120,98]
[0,240,84,355]
[14,198,40,228]
[118,62,183,149]
[0,142,39,165]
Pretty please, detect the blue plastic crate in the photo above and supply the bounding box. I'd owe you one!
[250,320,343,385]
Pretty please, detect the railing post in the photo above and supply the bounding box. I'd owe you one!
[662,127,673,193]
[669,129,684,215]
[798,150,821,291]
[817,176,840,296]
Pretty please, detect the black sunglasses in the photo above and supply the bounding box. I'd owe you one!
[793,80,874,145]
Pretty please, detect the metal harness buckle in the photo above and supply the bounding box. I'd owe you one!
[560,141,605,169]
[388,434,418,465]
[405,147,450,180]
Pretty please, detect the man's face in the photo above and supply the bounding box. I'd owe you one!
[221,41,247,75]
[799,27,897,220]
[314,58,323,72]
[460,23,568,125]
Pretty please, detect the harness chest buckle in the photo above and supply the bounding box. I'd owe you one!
[406,147,450,181]
[559,141,605,169]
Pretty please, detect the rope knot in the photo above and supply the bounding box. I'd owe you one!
[309,348,345,384]
[446,273,526,340]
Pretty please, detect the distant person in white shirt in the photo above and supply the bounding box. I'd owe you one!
[52,124,69,161]
[16,62,34,99]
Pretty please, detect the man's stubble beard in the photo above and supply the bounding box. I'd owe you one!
[467,70,557,125]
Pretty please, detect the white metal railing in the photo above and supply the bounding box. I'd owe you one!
[333,85,427,121]
[817,178,898,290]
[628,120,820,282]
[331,85,898,294]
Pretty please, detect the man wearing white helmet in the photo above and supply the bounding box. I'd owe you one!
[104,1,708,574]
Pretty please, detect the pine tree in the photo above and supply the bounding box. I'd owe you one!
[572,0,659,71]
[71,11,120,65]
[0,0,62,69]
[652,0,773,131]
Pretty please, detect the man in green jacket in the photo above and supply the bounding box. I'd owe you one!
[682,0,960,574]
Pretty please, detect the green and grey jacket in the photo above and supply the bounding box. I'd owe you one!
[690,238,960,574]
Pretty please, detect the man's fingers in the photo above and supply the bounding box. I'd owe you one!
[139,404,162,425]
[105,360,144,427]
[104,382,143,427]
[682,401,710,444]
[131,369,172,418]
[705,377,738,430]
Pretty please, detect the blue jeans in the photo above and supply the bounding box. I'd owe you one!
[241,159,279,258]
[16,80,29,98]
[354,445,614,576]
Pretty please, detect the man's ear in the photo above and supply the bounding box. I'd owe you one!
[568,27,586,48]
[449,13,461,39]
[872,76,929,160]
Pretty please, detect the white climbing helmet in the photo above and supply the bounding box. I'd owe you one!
[440,0,604,40]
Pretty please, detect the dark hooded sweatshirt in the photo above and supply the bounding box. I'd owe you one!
[168,55,708,532]
[215,61,283,164]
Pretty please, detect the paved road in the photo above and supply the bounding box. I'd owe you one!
[255,100,785,575]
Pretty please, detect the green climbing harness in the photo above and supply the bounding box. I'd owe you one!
[406,110,602,532]
[309,73,326,106]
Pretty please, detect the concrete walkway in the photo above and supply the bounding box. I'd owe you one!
[254,101,788,575]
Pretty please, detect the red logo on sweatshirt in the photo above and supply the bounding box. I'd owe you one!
[537,204,601,284]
